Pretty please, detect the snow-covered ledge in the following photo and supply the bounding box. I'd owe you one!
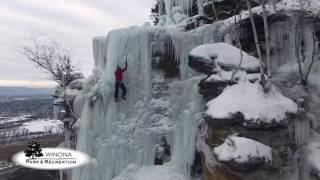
[214,135,272,171]
[204,79,298,129]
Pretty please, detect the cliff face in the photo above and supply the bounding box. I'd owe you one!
[63,0,320,180]
[71,27,205,180]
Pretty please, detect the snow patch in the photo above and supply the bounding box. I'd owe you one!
[21,119,63,133]
[205,70,260,83]
[205,80,298,123]
[190,43,260,71]
[214,135,272,163]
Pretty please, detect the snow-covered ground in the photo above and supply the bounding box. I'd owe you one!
[0,115,63,134]
[20,118,63,133]
[0,115,30,125]
[0,115,63,144]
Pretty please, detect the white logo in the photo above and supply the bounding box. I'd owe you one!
[12,148,90,170]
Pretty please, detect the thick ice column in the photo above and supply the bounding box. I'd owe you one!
[174,0,194,14]
[74,27,206,180]
[92,36,107,69]
[197,0,204,16]
[159,0,165,16]
[164,0,174,25]
[169,75,205,175]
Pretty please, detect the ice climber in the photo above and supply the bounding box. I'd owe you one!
[114,61,127,102]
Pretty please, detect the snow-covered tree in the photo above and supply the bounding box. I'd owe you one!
[151,1,160,25]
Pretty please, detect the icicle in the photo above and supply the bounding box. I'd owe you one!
[173,0,194,14]
[165,0,175,25]
[169,75,205,176]
[197,0,204,16]
[289,98,309,148]
[296,147,310,180]
[287,98,310,180]
[168,30,202,79]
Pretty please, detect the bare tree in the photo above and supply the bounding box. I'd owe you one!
[20,35,78,87]
[293,1,320,85]
[245,0,273,91]
[261,0,272,78]
[294,24,319,85]
[211,0,219,21]
[218,2,244,81]
[230,10,244,80]
[245,0,265,76]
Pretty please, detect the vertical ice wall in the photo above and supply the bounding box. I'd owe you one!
[197,0,204,16]
[169,75,205,175]
[159,0,198,25]
[73,26,205,180]
[73,27,153,180]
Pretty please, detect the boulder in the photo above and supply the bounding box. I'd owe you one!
[204,80,298,129]
[188,43,260,74]
[188,54,217,75]
[213,135,272,171]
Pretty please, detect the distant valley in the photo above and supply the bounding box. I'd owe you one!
[0,87,53,97]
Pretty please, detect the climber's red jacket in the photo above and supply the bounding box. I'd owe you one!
[115,63,127,81]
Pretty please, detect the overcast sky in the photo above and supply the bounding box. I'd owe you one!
[0,0,154,87]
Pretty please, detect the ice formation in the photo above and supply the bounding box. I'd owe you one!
[308,141,320,177]
[213,135,272,163]
[70,0,318,179]
[72,26,205,180]
[113,164,187,180]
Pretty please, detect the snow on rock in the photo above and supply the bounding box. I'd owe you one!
[214,135,272,164]
[189,43,260,74]
[205,80,298,127]
[205,70,260,83]
[205,70,236,82]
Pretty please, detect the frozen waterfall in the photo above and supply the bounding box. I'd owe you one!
[72,26,205,180]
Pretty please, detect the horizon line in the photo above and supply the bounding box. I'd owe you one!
[0,80,57,88]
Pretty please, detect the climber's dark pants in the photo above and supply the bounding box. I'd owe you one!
[115,81,126,99]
